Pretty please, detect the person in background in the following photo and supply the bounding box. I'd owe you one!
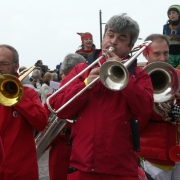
[30,69,42,98]
[19,66,42,96]
[76,51,88,60]
[55,63,62,82]
[0,44,48,180]
[41,72,52,106]
[49,13,153,180]
[163,4,180,68]
[35,59,43,68]
[45,53,86,180]
[75,32,96,56]
[41,64,49,77]
[138,34,180,180]
[51,72,58,82]
[19,66,26,72]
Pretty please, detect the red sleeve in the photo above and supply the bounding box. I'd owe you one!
[138,111,163,131]
[0,137,4,166]
[13,87,48,131]
[121,67,154,117]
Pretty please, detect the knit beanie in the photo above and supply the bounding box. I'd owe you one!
[167,5,180,16]
[77,32,93,42]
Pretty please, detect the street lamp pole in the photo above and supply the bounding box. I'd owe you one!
[99,10,106,47]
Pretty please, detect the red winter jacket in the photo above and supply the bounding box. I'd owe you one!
[0,87,48,180]
[0,138,4,167]
[49,58,154,177]
[75,48,96,56]
[138,67,180,166]
[138,112,176,166]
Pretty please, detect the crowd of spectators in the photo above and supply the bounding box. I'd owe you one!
[19,59,61,105]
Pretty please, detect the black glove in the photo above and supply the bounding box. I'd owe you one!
[168,104,180,122]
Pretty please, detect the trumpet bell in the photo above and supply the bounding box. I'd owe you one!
[144,62,179,103]
[0,74,24,106]
[99,60,129,91]
[169,145,180,162]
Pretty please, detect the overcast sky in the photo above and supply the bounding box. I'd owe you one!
[0,0,178,70]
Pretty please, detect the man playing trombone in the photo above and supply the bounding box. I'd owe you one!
[49,13,154,180]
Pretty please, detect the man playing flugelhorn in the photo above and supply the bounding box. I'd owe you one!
[138,34,180,180]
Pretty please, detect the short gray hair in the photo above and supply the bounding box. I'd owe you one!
[51,72,58,81]
[60,53,86,75]
[104,13,139,47]
[0,44,19,63]
[32,69,41,79]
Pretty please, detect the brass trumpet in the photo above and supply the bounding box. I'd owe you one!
[0,66,36,106]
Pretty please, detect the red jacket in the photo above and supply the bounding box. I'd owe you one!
[75,48,95,56]
[138,68,180,166]
[0,138,4,167]
[50,59,154,177]
[0,87,48,180]
[138,112,176,166]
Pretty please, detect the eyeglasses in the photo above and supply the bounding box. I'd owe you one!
[0,62,17,67]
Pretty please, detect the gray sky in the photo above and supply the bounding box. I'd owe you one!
[0,0,178,70]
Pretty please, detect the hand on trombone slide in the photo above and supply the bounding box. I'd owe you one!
[86,67,100,88]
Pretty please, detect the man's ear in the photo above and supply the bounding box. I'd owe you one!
[15,62,19,72]
[145,53,149,60]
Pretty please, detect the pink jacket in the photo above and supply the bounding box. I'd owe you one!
[50,60,154,176]
[0,87,48,180]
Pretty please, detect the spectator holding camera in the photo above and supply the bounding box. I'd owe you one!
[41,72,52,106]
[30,69,42,98]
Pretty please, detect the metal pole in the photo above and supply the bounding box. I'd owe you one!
[99,10,102,47]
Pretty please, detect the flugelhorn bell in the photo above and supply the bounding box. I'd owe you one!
[0,66,36,106]
[0,74,23,106]
[144,62,179,103]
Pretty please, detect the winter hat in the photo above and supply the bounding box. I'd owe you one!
[167,5,180,16]
[77,32,93,42]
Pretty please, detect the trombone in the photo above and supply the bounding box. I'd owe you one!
[35,40,152,159]
[47,40,152,115]
[0,66,36,106]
